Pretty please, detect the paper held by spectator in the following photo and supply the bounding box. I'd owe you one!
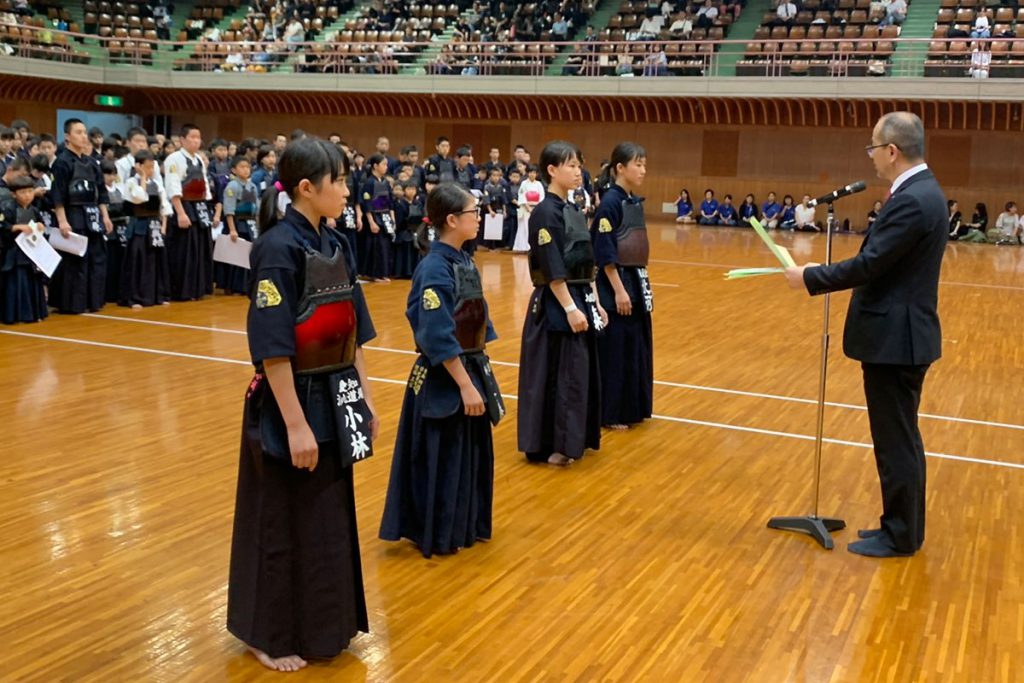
[749,216,796,268]
[213,235,252,269]
[724,267,786,280]
[483,213,504,241]
[46,228,89,257]
[16,223,62,278]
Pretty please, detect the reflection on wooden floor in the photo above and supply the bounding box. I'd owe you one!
[3,222,1024,682]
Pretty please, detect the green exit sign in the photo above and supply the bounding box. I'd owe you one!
[94,94,123,107]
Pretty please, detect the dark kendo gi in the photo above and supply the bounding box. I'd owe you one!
[391,192,422,279]
[0,196,48,323]
[228,206,375,660]
[104,180,129,303]
[121,174,170,307]
[50,146,110,314]
[591,184,654,427]
[217,176,259,295]
[517,192,603,463]
[425,154,456,184]
[357,174,393,279]
[165,150,213,300]
[380,240,503,557]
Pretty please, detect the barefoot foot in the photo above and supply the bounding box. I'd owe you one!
[605,424,630,431]
[547,453,573,467]
[246,645,308,672]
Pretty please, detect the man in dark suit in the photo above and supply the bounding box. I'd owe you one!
[785,112,947,558]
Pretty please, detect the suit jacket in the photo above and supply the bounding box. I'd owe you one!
[803,168,947,365]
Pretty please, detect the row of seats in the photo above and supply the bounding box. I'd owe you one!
[754,23,900,40]
[936,7,1024,23]
[0,21,91,63]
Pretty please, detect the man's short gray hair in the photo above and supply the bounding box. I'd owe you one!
[879,112,925,162]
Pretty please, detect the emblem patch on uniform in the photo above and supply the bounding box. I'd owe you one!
[225,188,234,197]
[538,228,552,245]
[255,279,282,309]
[422,288,441,311]
[363,192,371,200]
[167,164,176,174]
[599,218,613,233]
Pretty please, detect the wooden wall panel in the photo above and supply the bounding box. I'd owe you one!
[701,129,739,177]
[929,135,972,189]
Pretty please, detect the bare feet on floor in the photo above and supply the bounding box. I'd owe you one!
[246,645,308,672]
[605,424,630,431]
[547,453,573,466]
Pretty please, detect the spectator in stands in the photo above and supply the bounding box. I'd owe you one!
[795,195,819,231]
[616,52,636,76]
[775,0,798,27]
[676,188,694,223]
[11,0,31,17]
[669,10,694,38]
[970,11,990,39]
[880,0,907,27]
[552,12,570,40]
[642,44,669,76]
[779,194,797,229]
[969,42,991,78]
[739,194,759,226]
[761,191,781,228]
[696,0,720,28]
[947,200,962,238]
[638,12,665,38]
[283,13,305,50]
[991,202,1020,245]
[698,189,719,225]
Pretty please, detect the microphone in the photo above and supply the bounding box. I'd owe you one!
[807,181,867,207]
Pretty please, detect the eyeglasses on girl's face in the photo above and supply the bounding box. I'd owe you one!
[454,206,480,217]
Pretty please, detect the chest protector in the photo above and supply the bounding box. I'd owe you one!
[181,156,208,202]
[370,178,391,213]
[134,179,163,218]
[67,156,99,206]
[436,158,455,183]
[293,244,358,375]
[485,184,505,207]
[15,205,35,225]
[107,186,127,223]
[235,183,259,218]
[456,165,472,187]
[616,198,649,267]
[405,201,424,229]
[529,203,596,286]
[453,263,487,353]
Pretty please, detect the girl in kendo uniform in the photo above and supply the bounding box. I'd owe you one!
[0,175,49,323]
[103,159,129,303]
[357,153,394,282]
[379,183,504,558]
[217,156,260,295]
[121,150,171,309]
[591,142,654,431]
[517,141,608,467]
[227,138,380,673]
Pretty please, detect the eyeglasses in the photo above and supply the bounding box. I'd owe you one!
[454,206,481,217]
[865,142,900,157]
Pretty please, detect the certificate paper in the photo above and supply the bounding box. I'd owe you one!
[213,235,252,269]
[16,225,62,278]
[483,213,504,241]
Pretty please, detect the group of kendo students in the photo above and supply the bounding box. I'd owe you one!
[0,120,655,673]
[228,133,657,673]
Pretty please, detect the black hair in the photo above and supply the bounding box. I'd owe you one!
[513,144,525,152]
[597,141,646,189]
[63,118,84,135]
[10,119,29,131]
[488,167,502,175]
[724,194,733,201]
[259,137,346,234]
[29,154,50,173]
[101,137,119,154]
[210,138,227,150]
[133,149,155,164]
[680,188,690,200]
[290,128,306,141]
[782,194,794,205]
[126,126,147,141]
[436,136,449,146]
[0,127,13,140]
[89,126,104,138]
[538,140,581,185]
[7,174,36,192]
[704,188,714,197]
[181,123,199,138]
[744,194,755,203]
[3,156,29,175]
[256,145,276,167]
[418,183,473,252]
[38,133,55,145]
[366,153,387,173]
[100,159,118,176]
[526,164,538,175]
[974,202,987,218]
[424,173,439,185]
[1006,201,1017,211]
[239,138,261,155]
[230,155,250,169]
[455,145,472,159]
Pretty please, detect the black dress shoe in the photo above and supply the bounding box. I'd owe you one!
[857,528,883,539]
[847,536,914,558]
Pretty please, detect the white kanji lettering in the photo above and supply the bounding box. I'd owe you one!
[350,430,370,460]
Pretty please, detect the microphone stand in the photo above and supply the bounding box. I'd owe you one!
[767,201,846,549]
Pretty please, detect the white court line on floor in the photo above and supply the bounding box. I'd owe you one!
[79,313,1024,433]
[3,327,1023,472]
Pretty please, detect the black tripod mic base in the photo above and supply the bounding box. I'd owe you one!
[767,515,847,550]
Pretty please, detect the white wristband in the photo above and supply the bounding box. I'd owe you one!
[564,304,579,314]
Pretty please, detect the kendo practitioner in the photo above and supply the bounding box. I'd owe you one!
[391,182,422,279]
[481,167,508,251]
[517,141,608,467]
[50,118,113,315]
[453,146,475,191]
[424,136,456,184]
[103,159,130,303]
[591,142,653,430]
[0,175,49,323]
[334,170,360,261]
[121,150,171,308]
[380,183,503,557]
[217,156,260,295]
[164,124,213,300]
[228,138,379,672]
[357,154,394,282]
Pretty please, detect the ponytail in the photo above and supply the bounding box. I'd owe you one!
[258,184,282,234]
[415,217,434,255]
[256,137,346,235]
[600,141,647,189]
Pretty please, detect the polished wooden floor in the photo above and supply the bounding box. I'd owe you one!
[3,222,1024,682]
